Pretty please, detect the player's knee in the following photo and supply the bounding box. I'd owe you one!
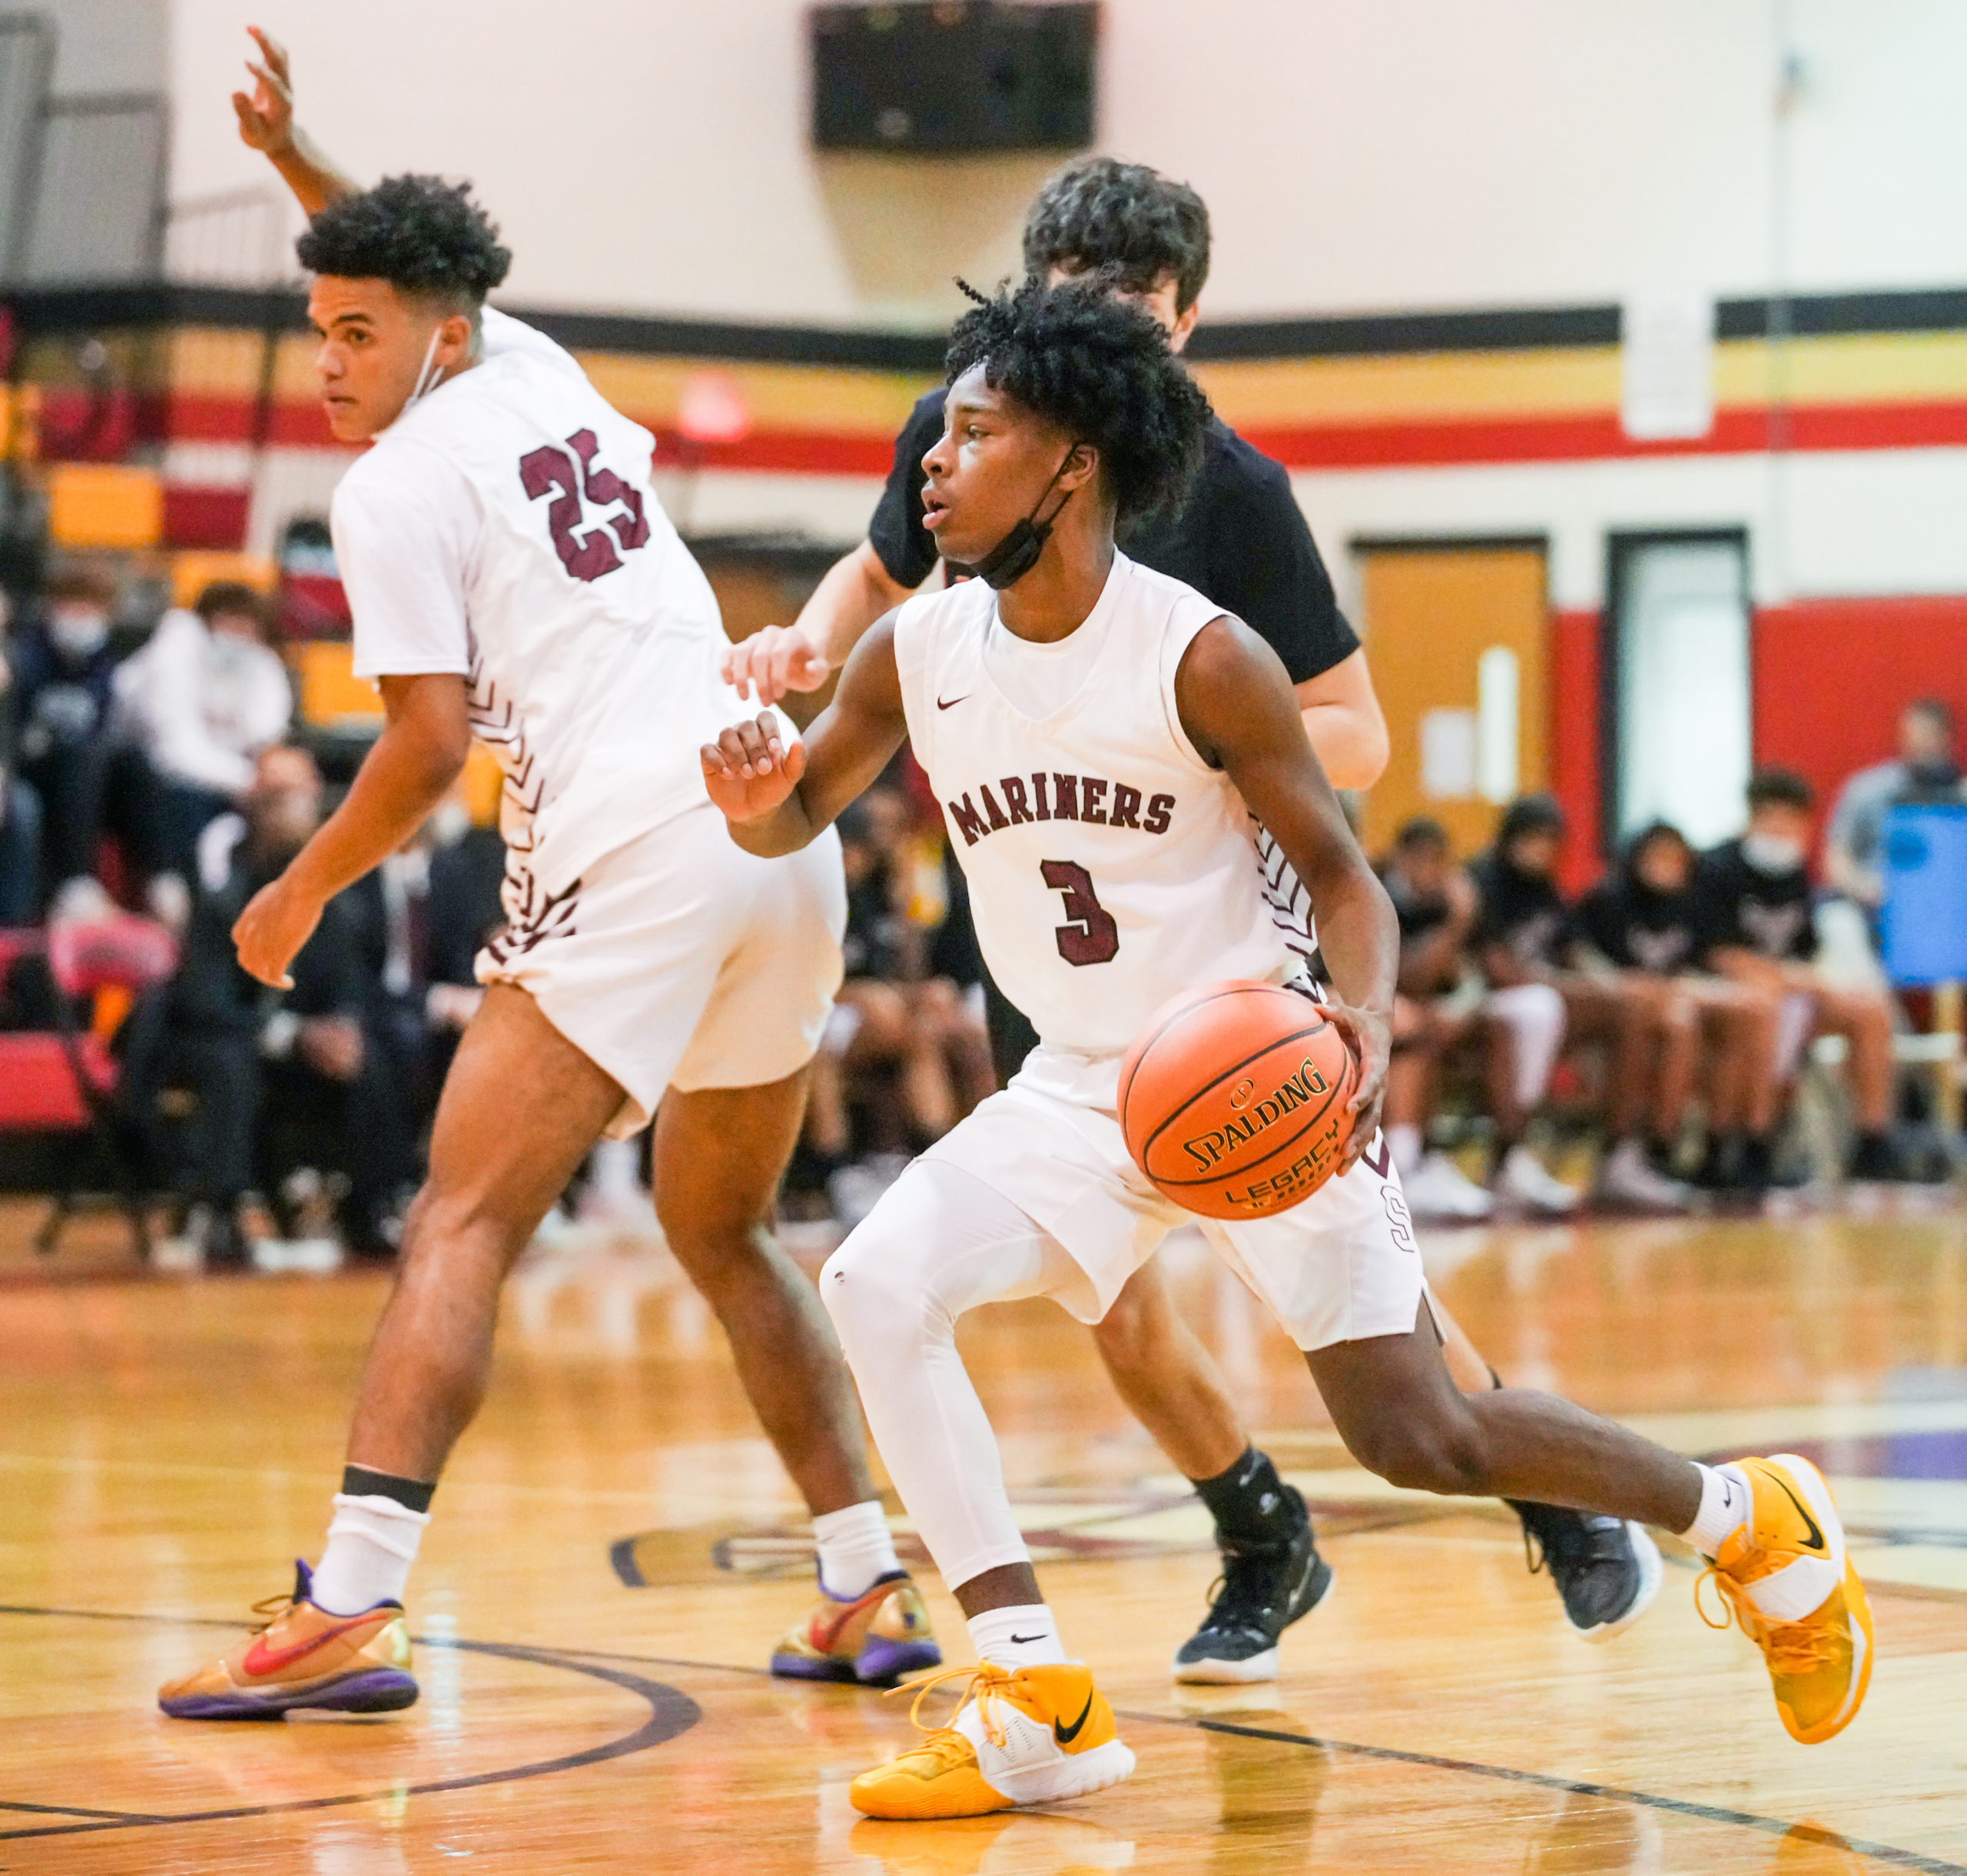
[819,1231,923,1354]
[1089,1272,1170,1372]
[1340,1398,1491,1496]
[398,1183,522,1279]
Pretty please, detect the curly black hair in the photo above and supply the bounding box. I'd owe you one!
[1022,157,1210,313]
[945,277,1212,529]
[296,174,511,304]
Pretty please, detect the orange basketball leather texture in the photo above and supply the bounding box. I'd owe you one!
[1118,980,1359,1220]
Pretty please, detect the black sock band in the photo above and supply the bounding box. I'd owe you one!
[1189,1446,1295,1543]
[342,1465,435,1514]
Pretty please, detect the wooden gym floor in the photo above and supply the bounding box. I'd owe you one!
[5,1194,1967,1874]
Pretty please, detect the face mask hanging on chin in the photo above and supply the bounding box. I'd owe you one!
[950,446,1081,591]
[401,325,447,413]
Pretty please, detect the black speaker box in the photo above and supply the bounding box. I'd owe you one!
[811,2,1098,154]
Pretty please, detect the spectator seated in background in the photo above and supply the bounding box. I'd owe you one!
[341,784,504,1132]
[0,589,45,923]
[1693,767,1906,1183]
[1375,817,1496,1221]
[1471,794,1693,1213]
[1567,821,1782,1195]
[10,564,151,913]
[804,784,994,1218]
[159,744,420,1263]
[1824,698,1965,920]
[112,581,294,913]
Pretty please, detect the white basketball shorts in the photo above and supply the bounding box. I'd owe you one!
[476,800,846,1139]
[920,1044,1428,1352]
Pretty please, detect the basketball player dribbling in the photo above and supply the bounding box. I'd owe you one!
[727,154,1662,1671]
[158,65,943,1717]
[702,280,1872,1818]
[235,37,1660,1690]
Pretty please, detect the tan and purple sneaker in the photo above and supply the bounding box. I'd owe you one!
[771,1569,941,1687]
[158,1561,418,1720]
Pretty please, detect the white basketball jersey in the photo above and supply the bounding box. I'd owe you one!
[334,310,745,898]
[895,553,1295,1059]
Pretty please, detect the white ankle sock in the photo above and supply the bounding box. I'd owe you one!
[310,1493,430,1616]
[813,1500,901,1600]
[1680,1463,1752,1556]
[966,1603,1067,1669]
[1386,1123,1423,1179]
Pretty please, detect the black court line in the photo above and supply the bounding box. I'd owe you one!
[492,1638,1967,1876]
[1128,1714,1967,1876]
[0,1607,700,1843]
[6,1608,1964,1873]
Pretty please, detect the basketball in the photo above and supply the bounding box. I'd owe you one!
[1117,981,1361,1220]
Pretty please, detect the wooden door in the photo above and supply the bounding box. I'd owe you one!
[1356,542,1551,859]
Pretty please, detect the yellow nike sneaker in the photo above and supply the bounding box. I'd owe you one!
[158,1562,418,1720]
[771,1569,941,1687]
[849,1661,1134,1820]
[1697,1455,1873,1745]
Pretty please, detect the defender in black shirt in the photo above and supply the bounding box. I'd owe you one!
[1692,770,1905,1180]
[728,161,1654,1667]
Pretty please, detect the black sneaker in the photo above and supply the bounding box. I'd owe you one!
[1508,1500,1661,1642]
[1171,1485,1332,1684]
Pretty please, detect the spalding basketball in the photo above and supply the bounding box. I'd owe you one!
[1118,981,1360,1221]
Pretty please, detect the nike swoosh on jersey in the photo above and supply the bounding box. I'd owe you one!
[1770,1472,1828,1553]
[240,1616,379,1679]
[1053,1692,1096,1745]
[936,694,968,711]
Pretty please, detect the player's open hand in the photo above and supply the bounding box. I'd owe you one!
[232,25,295,154]
[701,713,806,823]
[721,625,831,705]
[231,871,322,990]
[1323,999,1391,1171]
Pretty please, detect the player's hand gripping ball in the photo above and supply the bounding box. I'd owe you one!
[1118,981,1361,1220]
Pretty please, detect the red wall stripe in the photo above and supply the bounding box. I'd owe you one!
[36,388,1967,473]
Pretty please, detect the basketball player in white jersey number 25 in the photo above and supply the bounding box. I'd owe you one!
[159,167,944,1718]
[702,279,1872,1818]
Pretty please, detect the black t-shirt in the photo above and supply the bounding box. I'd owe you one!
[1468,853,1567,969]
[1568,879,1700,975]
[867,387,1360,685]
[1378,863,1452,946]
[1693,840,1818,963]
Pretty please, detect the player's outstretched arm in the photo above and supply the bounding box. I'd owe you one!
[703,612,911,856]
[233,674,469,987]
[722,541,917,704]
[1175,618,1400,1158]
[232,26,360,216]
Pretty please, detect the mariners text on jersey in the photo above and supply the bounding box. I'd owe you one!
[945,771,1176,847]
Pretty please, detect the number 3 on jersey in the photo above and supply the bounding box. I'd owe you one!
[1042,860,1119,966]
[519,427,651,582]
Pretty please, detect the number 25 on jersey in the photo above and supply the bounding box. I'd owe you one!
[519,427,650,583]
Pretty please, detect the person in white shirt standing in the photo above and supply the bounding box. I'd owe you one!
[114,580,293,910]
[158,50,940,1722]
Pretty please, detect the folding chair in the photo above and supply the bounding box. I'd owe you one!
[0,916,178,1257]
